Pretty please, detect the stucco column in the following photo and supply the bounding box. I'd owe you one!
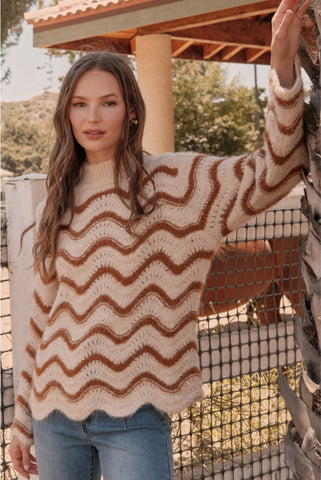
[135,34,175,155]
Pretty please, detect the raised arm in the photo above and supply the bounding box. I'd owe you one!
[183,0,310,241]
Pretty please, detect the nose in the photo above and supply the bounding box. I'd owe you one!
[88,105,100,123]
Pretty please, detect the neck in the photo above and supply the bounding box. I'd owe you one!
[80,158,116,187]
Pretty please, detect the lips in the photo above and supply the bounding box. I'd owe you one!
[83,129,105,139]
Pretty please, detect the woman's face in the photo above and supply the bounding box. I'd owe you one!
[69,69,128,164]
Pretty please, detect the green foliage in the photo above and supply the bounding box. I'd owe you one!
[1,92,57,175]
[1,0,36,48]
[1,0,37,81]
[173,60,267,156]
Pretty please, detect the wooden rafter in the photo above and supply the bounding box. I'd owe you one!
[172,39,194,57]
[171,20,271,49]
[203,44,225,60]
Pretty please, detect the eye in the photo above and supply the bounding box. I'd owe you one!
[104,101,117,107]
[71,102,86,108]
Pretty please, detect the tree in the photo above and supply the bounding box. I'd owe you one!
[1,0,38,82]
[172,60,266,156]
[1,0,62,84]
[1,93,57,175]
[278,3,321,479]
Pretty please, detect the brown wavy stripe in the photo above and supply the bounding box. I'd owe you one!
[241,165,303,217]
[75,187,128,214]
[260,165,302,193]
[40,312,198,350]
[221,153,257,236]
[35,341,197,377]
[48,281,203,324]
[63,211,128,239]
[60,250,213,290]
[233,155,248,181]
[16,395,32,416]
[34,291,51,315]
[57,159,223,264]
[74,157,200,215]
[30,318,43,338]
[21,370,32,385]
[268,104,303,135]
[33,367,201,400]
[144,154,206,208]
[12,419,33,439]
[265,130,305,166]
[142,165,178,188]
[25,344,36,360]
[246,155,255,170]
[269,84,302,108]
[221,192,238,237]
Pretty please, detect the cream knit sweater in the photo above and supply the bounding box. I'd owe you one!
[12,67,309,446]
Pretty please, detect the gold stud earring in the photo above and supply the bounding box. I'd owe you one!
[130,118,138,127]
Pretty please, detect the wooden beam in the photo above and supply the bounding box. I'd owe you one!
[174,44,204,61]
[221,45,244,61]
[171,19,271,49]
[203,44,225,60]
[172,39,193,57]
[130,37,136,54]
[137,0,279,34]
[246,46,270,63]
[51,36,132,54]
[206,48,270,65]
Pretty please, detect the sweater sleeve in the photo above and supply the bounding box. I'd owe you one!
[11,205,58,447]
[195,61,309,241]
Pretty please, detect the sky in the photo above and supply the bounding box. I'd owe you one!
[1,17,276,104]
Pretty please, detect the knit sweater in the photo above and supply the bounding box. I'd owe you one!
[12,66,309,446]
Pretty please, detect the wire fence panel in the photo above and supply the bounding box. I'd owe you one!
[1,267,15,480]
[1,207,307,480]
[172,208,306,480]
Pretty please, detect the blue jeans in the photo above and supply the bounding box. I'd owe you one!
[33,405,173,480]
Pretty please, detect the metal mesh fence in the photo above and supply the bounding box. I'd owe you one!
[172,208,306,479]
[1,207,306,480]
[1,267,15,480]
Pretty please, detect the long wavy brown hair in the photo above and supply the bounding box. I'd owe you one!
[34,51,154,279]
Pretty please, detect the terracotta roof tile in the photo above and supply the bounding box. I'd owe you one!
[25,0,134,23]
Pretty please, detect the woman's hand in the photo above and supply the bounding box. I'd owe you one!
[9,436,38,479]
[271,0,310,88]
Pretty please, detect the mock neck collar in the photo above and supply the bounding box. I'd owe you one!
[80,159,115,187]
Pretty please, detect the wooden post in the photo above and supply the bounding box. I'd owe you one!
[5,174,46,480]
[5,175,46,404]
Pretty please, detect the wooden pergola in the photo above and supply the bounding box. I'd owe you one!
[25,0,279,65]
[25,0,280,154]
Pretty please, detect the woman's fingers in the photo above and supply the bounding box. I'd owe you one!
[9,437,38,479]
[296,0,310,19]
[270,0,310,86]
[273,0,310,32]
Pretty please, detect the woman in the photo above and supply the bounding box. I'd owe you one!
[10,0,310,478]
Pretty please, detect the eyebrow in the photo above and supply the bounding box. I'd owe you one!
[71,93,119,100]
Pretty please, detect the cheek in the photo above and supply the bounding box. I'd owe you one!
[69,111,78,130]
[115,109,127,132]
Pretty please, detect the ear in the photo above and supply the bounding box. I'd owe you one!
[129,107,137,121]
